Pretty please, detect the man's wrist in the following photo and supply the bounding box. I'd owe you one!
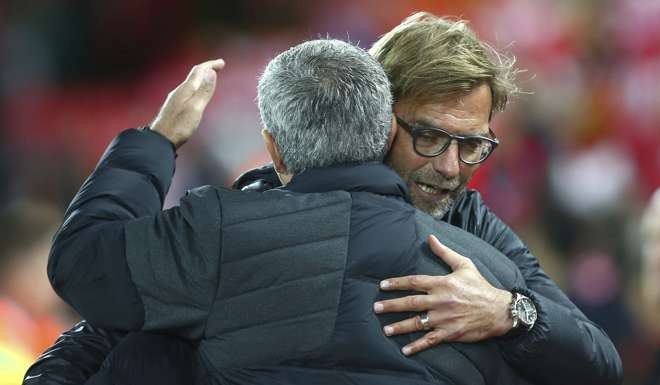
[146,125,182,150]
[494,289,514,336]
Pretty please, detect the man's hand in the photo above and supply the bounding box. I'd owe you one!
[374,234,513,356]
[150,59,225,148]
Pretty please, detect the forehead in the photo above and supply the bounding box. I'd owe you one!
[395,84,492,134]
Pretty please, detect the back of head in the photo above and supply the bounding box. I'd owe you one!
[258,39,392,175]
[369,12,518,113]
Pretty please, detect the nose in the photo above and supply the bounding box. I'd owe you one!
[431,140,460,178]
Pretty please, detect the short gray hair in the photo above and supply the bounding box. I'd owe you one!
[258,39,393,175]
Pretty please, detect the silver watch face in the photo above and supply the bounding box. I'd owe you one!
[515,296,537,326]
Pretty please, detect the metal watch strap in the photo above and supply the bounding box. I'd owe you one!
[510,292,522,329]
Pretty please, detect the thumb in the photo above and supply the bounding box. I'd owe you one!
[427,234,468,271]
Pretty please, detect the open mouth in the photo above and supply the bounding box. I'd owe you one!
[414,181,451,196]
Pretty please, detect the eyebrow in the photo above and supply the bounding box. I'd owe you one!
[406,119,438,130]
[409,118,489,137]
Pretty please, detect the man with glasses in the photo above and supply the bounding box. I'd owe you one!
[395,117,499,164]
[24,12,622,385]
[234,12,621,383]
[391,113,499,216]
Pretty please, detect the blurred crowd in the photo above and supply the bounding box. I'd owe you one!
[0,0,658,384]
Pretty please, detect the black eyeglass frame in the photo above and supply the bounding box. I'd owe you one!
[395,116,500,165]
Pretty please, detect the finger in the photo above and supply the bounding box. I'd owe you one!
[383,314,433,336]
[175,59,226,102]
[374,294,431,314]
[428,234,469,271]
[182,65,209,98]
[380,274,436,292]
[191,68,218,110]
[402,330,446,356]
[189,59,225,88]
[207,58,226,71]
[189,60,226,111]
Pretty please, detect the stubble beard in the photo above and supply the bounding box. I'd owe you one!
[388,160,466,219]
[411,188,458,218]
[410,180,465,219]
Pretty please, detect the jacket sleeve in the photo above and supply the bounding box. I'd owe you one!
[22,321,125,385]
[47,128,221,340]
[450,191,622,385]
[83,332,196,385]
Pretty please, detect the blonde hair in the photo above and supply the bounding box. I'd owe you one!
[369,12,519,114]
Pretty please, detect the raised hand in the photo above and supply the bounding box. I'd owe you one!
[150,59,225,148]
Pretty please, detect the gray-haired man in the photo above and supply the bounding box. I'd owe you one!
[45,39,534,385]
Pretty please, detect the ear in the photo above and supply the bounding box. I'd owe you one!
[261,129,292,184]
[387,113,398,150]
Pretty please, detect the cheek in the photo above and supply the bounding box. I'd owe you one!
[388,143,429,179]
[459,163,479,183]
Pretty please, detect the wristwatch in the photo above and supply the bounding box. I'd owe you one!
[510,291,537,331]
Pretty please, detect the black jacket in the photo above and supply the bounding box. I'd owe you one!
[43,129,538,385]
[25,130,622,385]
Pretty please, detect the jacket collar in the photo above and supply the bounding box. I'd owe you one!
[280,163,411,203]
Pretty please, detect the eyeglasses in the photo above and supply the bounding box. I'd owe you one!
[395,116,499,165]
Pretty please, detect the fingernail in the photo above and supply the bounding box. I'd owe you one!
[373,302,384,313]
[380,280,390,289]
[384,326,393,335]
[402,346,412,355]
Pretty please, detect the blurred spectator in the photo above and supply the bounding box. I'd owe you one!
[0,200,77,384]
[640,189,660,384]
